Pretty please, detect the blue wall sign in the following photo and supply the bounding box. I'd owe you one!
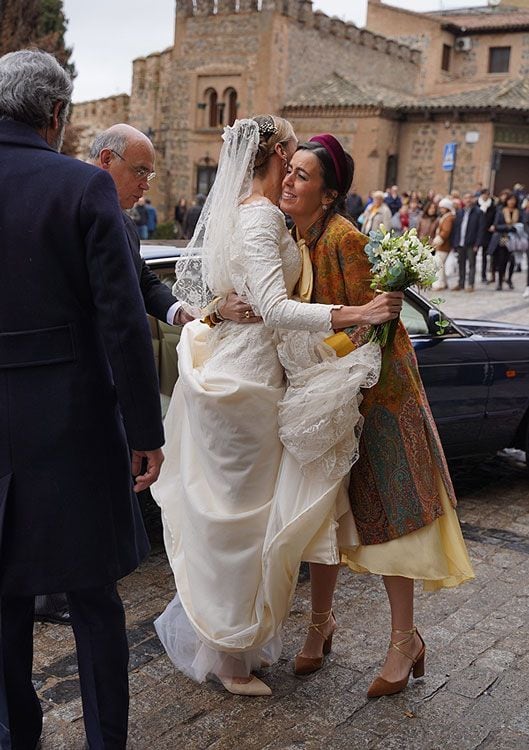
[442,142,457,172]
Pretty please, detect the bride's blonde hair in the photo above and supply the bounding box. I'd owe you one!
[252,114,295,176]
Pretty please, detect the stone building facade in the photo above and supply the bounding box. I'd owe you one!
[71,0,529,220]
[364,0,529,195]
[73,94,130,160]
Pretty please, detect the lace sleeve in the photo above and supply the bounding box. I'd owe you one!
[233,204,334,332]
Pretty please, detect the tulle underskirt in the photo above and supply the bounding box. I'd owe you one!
[154,593,282,682]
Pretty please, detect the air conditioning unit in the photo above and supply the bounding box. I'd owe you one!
[454,36,473,52]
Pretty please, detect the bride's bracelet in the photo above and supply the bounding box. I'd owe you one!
[201,296,225,328]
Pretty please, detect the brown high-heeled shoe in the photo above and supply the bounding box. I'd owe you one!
[293,609,336,676]
[367,626,425,698]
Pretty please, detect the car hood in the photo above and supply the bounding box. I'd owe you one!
[453,318,529,337]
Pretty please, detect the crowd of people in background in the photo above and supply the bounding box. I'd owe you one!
[126,192,207,242]
[138,181,529,301]
[127,196,158,239]
[347,182,529,299]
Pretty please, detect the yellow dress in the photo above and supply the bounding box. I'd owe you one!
[342,471,473,591]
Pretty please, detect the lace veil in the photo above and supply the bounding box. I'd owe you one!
[172,119,260,311]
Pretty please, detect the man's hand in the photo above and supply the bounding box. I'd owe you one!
[218,292,261,323]
[173,307,195,325]
[131,448,164,492]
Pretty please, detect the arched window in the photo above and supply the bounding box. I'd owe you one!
[225,87,238,126]
[206,88,218,128]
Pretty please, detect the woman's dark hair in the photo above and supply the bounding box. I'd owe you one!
[422,200,437,217]
[297,141,355,217]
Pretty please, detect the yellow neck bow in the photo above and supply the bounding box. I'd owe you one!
[295,231,314,303]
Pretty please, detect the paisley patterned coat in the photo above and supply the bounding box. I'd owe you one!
[304,212,456,545]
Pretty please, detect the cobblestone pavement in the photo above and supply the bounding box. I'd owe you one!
[33,273,529,750]
[423,256,529,327]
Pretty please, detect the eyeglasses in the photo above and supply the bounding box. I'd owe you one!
[110,149,156,182]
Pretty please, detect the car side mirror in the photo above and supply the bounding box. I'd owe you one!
[427,309,442,335]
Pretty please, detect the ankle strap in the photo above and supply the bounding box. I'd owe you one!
[309,609,334,639]
[389,626,418,662]
[391,627,416,635]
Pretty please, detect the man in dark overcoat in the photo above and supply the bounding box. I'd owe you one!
[0,50,165,750]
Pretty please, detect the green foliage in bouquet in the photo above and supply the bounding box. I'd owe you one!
[364,226,437,375]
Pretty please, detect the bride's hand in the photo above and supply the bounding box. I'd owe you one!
[331,292,404,329]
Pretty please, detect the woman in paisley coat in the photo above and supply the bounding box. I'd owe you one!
[281,134,474,698]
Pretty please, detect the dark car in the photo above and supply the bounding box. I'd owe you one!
[141,243,529,469]
[402,289,529,466]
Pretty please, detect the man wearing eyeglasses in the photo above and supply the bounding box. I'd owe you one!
[87,123,257,328]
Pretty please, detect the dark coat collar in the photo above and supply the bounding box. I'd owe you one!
[0,118,56,152]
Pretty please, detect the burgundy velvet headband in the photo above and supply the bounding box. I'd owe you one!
[309,133,348,194]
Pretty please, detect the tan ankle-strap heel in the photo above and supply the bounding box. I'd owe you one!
[367,626,426,698]
[293,609,336,676]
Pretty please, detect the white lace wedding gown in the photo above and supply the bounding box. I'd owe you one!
[152,200,380,681]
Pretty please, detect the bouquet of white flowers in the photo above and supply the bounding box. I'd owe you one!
[364,226,437,372]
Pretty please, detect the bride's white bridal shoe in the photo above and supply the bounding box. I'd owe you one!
[218,674,272,696]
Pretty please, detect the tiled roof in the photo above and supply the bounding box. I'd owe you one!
[283,72,529,115]
[428,5,529,32]
[402,77,529,113]
[284,73,413,109]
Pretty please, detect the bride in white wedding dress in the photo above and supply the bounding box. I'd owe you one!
[151,115,403,696]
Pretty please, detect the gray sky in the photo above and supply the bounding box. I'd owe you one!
[64,0,484,102]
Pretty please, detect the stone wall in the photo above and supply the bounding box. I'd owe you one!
[71,94,130,161]
[127,48,174,216]
[366,0,443,93]
[398,118,495,195]
[284,14,419,99]
[284,108,400,199]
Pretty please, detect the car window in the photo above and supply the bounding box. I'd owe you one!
[151,264,176,290]
[401,297,429,335]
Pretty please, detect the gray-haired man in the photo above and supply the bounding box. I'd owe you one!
[87,122,258,327]
[0,49,164,750]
